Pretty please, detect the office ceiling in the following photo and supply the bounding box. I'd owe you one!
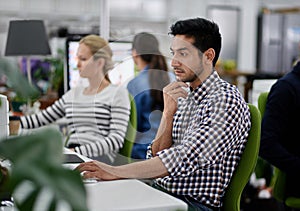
[0,0,299,38]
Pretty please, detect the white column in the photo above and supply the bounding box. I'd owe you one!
[100,0,110,40]
[238,0,260,73]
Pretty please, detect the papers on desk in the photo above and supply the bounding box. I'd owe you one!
[62,148,90,170]
[82,178,99,184]
[63,153,85,163]
[62,151,100,184]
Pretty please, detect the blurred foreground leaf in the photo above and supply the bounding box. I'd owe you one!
[0,128,88,211]
[0,57,40,101]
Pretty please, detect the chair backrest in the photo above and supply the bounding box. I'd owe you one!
[119,94,137,158]
[272,167,287,202]
[255,92,273,185]
[257,92,269,117]
[222,104,261,211]
[257,91,287,202]
[258,92,300,208]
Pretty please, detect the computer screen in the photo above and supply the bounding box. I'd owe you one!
[64,35,135,92]
[65,35,88,92]
[251,79,277,106]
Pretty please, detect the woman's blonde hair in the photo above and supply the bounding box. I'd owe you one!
[79,34,114,81]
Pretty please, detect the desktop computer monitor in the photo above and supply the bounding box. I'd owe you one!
[64,35,134,92]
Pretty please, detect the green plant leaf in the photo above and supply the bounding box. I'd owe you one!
[44,49,64,92]
[14,188,40,210]
[0,128,88,211]
[0,128,63,165]
[0,58,40,101]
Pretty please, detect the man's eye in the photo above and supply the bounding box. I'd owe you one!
[180,52,187,56]
[170,51,174,56]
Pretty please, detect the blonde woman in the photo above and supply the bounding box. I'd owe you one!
[18,35,130,162]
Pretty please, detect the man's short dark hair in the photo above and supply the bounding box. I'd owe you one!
[169,17,222,67]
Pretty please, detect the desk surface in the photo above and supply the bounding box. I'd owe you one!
[86,179,187,211]
[63,150,188,211]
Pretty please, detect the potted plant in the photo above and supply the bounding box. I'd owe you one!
[0,129,88,210]
[0,57,88,211]
[0,58,40,115]
[33,49,65,110]
[45,48,64,97]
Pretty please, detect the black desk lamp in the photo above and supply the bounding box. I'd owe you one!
[5,20,51,85]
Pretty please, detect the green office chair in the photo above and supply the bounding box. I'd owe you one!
[222,104,261,211]
[257,92,269,118]
[118,94,137,159]
[255,92,273,186]
[257,91,300,209]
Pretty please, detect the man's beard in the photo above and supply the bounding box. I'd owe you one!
[182,73,198,83]
[183,65,204,83]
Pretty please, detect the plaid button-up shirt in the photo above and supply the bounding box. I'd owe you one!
[147,70,251,208]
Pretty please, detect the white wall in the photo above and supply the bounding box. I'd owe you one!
[166,0,260,73]
[238,0,260,73]
[1,0,300,75]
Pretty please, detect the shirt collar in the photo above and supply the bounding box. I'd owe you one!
[140,65,149,73]
[189,70,220,104]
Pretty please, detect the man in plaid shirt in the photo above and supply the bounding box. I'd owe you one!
[77,17,251,211]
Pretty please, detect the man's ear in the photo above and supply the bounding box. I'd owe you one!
[204,48,215,65]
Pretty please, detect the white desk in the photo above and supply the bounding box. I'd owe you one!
[10,153,187,211]
[85,179,187,211]
[63,150,188,211]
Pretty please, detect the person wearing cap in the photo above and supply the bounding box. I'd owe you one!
[127,32,175,160]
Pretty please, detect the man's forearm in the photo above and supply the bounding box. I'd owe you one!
[151,112,174,156]
[150,81,188,156]
[103,157,169,179]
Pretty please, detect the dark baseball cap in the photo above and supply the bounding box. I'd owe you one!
[132,32,160,55]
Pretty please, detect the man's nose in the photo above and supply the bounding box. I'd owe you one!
[171,58,181,67]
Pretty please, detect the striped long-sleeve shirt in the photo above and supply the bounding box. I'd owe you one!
[20,84,131,159]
